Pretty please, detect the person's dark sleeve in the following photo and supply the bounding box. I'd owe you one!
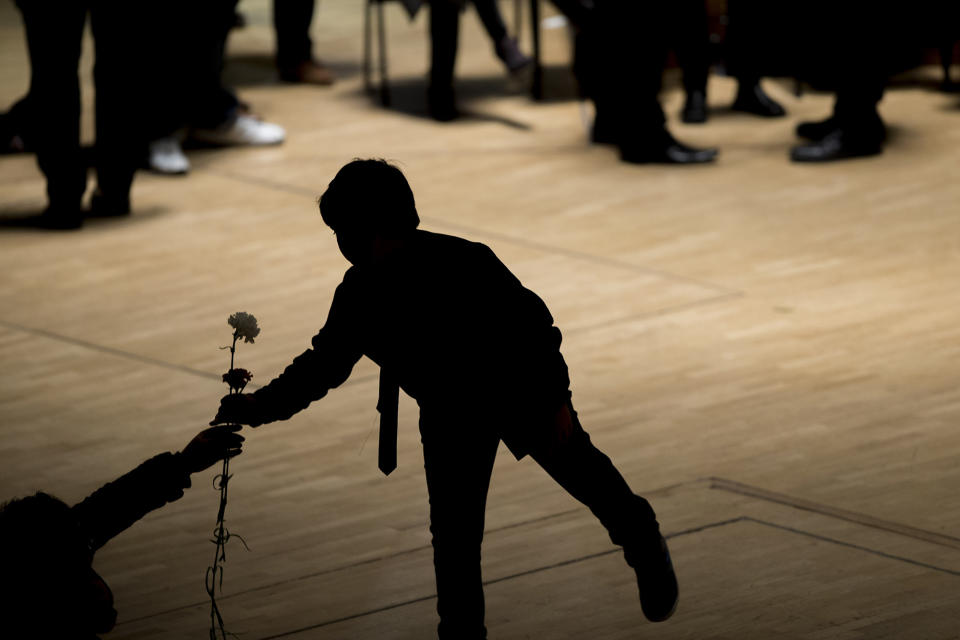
[247,277,364,426]
[71,452,191,552]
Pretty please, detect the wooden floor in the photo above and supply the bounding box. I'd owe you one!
[2,2,960,638]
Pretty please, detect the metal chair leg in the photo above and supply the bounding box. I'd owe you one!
[377,0,391,106]
[530,0,542,100]
[363,0,373,94]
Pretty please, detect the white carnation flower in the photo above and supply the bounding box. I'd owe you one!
[228,311,261,343]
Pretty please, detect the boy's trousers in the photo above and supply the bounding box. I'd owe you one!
[419,402,660,639]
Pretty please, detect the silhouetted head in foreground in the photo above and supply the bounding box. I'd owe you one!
[0,492,116,638]
[319,159,420,266]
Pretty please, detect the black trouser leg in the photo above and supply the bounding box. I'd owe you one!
[589,1,668,145]
[420,417,498,639]
[429,1,460,92]
[833,80,886,143]
[15,0,87,211]
[274,0,315,70]
[186,0,240,129]
[529,404,659,555]
[471,0,508,45]
[90,1,149,202]
[670,0,709,96]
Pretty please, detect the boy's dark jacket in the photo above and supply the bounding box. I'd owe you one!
[248,230,572,457]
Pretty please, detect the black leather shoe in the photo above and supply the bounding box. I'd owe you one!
[731,82,786,118]
[681,90,707,124]
[427,85,459,122]
[627,534,679,622]
[590,115,618,146]
[35,206,84,230]
[620,132,717,165]
[790,129,882,162]
[795,116,838,141]
[88,190,131,218]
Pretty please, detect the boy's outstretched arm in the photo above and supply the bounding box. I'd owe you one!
[212,280,364,429]
[72,425,245,552]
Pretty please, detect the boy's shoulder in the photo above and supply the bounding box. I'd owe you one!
[414,229,493,258]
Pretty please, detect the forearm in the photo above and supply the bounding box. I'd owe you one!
[249,343,358,426]
[71,452,192,551]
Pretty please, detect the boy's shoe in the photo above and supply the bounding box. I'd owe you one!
[626,534,678,622]
[148,136,190,175]
[191,114,286,147]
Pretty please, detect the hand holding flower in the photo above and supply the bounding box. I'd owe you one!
[210,393,261,427]
[180,425,245,475]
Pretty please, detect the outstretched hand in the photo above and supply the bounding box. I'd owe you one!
[180,425,245,474]
[210,393,259,427]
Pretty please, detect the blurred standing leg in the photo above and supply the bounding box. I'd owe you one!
[726,0,785,117]
[428,0,462,121]
[589,0,717,164]
[672,0,711,123]
[88,1,151,216]
[15,0,87,227]
[275,0,335,85]
[790,2,888,162]
[471,0,531,74]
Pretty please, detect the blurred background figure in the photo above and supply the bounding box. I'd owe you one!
[573,0,718,164]
[146,0,286,176]
[400,0,530,121]
[784,3,926,162]
[674,0,785,124]
[10,1,151,229]
[274,0,336,85]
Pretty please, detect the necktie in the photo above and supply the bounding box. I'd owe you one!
[377,369,399,475]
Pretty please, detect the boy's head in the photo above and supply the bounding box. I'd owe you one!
[318,159,419,265]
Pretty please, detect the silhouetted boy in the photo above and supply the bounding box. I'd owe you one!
[212,159,677,638]
[0,425,244,639]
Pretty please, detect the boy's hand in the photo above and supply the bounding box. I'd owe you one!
[180,425,245,474]
[211,393,259,427]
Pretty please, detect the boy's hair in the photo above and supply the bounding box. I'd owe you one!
[318,159,419,236]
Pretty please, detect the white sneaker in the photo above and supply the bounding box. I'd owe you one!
[191,114,286,146]
[148,136,190,174]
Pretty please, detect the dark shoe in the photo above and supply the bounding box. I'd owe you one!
[590,115,618,145]
[681,90,708,124]
[427,85,459,122]
[37,206,84,230]
[795,116,838,141]
[626,534,678,622]
[495,36,532,75]
[278,59,335,86]
[790,129,883,162]
[620,131,717,165]
[87,190,131,218]
[731,82,786,118]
